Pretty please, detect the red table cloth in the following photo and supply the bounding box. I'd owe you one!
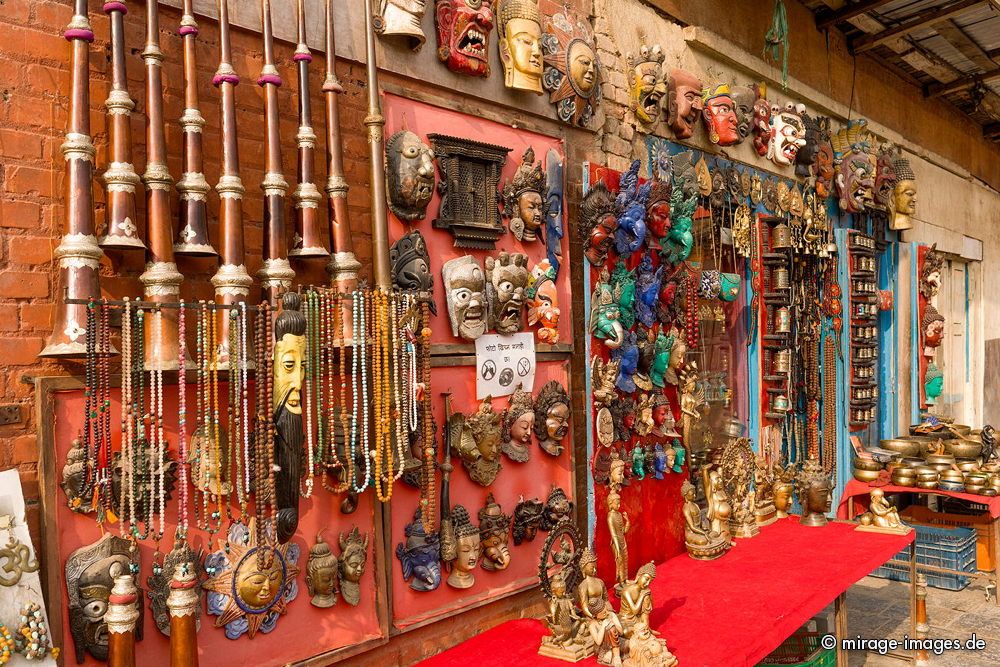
[838,478,1000,519]
[417,518,913,667]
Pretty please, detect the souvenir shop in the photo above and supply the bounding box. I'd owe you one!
[1,1,998,666]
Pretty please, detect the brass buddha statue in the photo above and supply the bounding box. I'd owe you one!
[606,489,630,590]
[682,480,730,560]
[306,533,339,608]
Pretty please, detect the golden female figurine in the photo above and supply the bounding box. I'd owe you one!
[606,490,630,590]
[538,571,593,661]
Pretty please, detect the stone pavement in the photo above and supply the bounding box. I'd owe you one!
[838,576,1000,666]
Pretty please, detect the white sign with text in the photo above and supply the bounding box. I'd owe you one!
[475,333,536,400]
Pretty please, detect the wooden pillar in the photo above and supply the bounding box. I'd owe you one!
[167,563,200,667]
[105,574,139,667]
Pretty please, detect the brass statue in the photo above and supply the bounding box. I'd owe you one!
[706,469,732,543]
[479,493,512,571]
[447,505,480,589]
[591,356,620,406]
[618,561,654,633]
[339,527,368,606]
[620,562,678,666]
[773,462,795,519]
[457,397,503,486]
[577,549,623,667]
[273,292,306,543]
[795,458,832,527]
[624,619,678,667]
[306,532,339,608]
[753,456,778,526]
[679,363,705,451]
[721,436,759,539]
[857,489,911,535]
[606,489,630,590]
[540,570,594,661]
[682,480,729,560]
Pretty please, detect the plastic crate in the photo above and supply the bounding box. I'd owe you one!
[758,632,835,666]
[869,523,976,590]
[902,505,996,571]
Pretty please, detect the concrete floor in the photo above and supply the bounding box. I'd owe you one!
[838,576,1000,666]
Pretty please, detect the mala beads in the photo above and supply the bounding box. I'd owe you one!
[0,625,12,665]
[351,288,371,493]
[14,603,52,661]
[327,291,352,494]
[97,301,112,518]
[177,303,189,538]
[240,303,252,510]
[418,300,436,533]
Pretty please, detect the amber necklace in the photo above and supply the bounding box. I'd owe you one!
[228,307,249,521]
[177,303,189,537]
[205,305,224,537]
[418,300,436,533]
[372,288,390,501]
[323,291,350,493]
[390,292,406,482]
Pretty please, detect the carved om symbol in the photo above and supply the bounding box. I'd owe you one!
[0,540,40,587]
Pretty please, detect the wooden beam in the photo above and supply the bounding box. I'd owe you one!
[925,66,1000,97]
[816,0,896,31]
[933,18,1000,70]
[851,0,985,54]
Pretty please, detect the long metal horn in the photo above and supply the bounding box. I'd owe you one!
[324,0,360,290]
[41,0,106,357]
[288,0,328,261]
[364,0,392,290]
[174,0,217,257]
[211,0,252,361]
[257,0,294,304]
[141,0,182,369]
[99,1,144,251]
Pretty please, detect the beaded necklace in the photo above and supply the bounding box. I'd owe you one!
[418,300,436,533]
[325,291,351,494]
[82,299,97,502]
[98,301,113,518]
[351,288,371,492]
[302,290,317,497]
[130,306,151,541]
[152,310,166,547]
[390,292,406,483]
[206,305,224,536]
[177,303,189,538]
[372,288,393,502]
[119,299,132,534]
[240,303,251,506]
[229,307,247,520]
[194,302,207,531]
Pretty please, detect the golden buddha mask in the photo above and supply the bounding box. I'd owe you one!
[273,332,305,415]
[497,0,543,92]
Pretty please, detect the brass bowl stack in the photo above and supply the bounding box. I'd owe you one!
[880,438,925,459]
[853,457,883,482]
[965,472,990,495]
[891,467,917,487]
[914,466,939,489]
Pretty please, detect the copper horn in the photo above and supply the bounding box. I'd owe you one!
[41,1,107,358]
[287,0,328,261]
[166,562,200,667]
[140,0,182,370]
[105,574,140,667]
[364,0,392,289]
[324,0,361,288]
[174,0,217,257]
[211,0,252,361]
[257,0,294,304]
[100,1,144,251]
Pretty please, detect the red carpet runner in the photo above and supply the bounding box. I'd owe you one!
[417,518,913,667]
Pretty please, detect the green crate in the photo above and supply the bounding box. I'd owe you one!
[758,632,836,667]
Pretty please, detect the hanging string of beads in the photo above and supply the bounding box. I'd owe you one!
[177,303,189,539]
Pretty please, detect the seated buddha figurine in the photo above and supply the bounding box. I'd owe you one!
[856,488,911,535]
[681,480,730,560]
[618,561,655,635]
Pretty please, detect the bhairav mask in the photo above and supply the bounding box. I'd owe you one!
[645,177,672,242]
[458,397,503,485]
[832,119,876,213]
[306,533,339,608]
[730,84,758,142]
[395,509,442,592]
[390,230,436,313]
[526,258,559,343]
[611,330,639,394]
[503,147,549,242]
[338,527,368,606]
[443,255,487,339]
[627,44,666,126]
[376,0,428,50]
[386,130,435,222]
[888,152,917,231]
[614,160,648,257]
[540,486,573,530]
[435,0,495,77]
[501,383,535,462]
[447,505,481,588]
[66,534,140,662]
[497,0,544,93]
[541,8,601,126]
[767,103,806,166]
[535,380,571,456]
[751,91,771,157]
[478,493,512,571]
[512,497,544,544]
[702,83,739,146]
[486,250,529,334]
[273,293,306,544]
[667,68,703,139]
[579,182,618,267]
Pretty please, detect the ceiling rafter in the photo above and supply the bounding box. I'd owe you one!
[851,0,987,54]
[815,0,896,30]
[925,66,1000,97]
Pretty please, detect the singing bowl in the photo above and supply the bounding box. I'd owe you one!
[939,470,965,484]
[853,468,882,482]
[898,457,926,469]
[937,481,965,493]
[982,488,999,497]
[891,474,916,487]
[945,439,983,459]
[965,472,990,484]
[916,480,939,490]
[949,424,973,436]
[853,457,883,472]
[955,459,981,473]
[880,438,925,458]
[926,453,956,466]
[964,484,986,495]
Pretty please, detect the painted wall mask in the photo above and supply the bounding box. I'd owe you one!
[611,330,639,394]
[609,260,636,330]
[730,84,759,142]
[526,258,559,343]
[458,397,503,485]
[614,160,649,257]
[376,0,428,50]
[447,505,481,588]
[306,533,339,608]
[435,0,495,77]
[386,130,435,222]
[794,111,822,179]
[540,486,573,530]
[579,182,618,266]
[534,380,571,456]
[596,405,615,447]
[921,305,945,357]
[66,534,140,663]
[478,493,512,571]
[634,255,662,329]
[486,251,529,334]
[512,497,544,544]
[663,152,697,264]
[751,93,771,157]
[874,143,897,211]
[589,268,625,349]
[650,330,673,388]
[338,527,368,606]
[919,245,944,302]
[395,510,442,592]
[767,103,806,166]
[627,44,666,126]
[273,293,306,544]
[832,119,877,213]
[390,230,436,313]
[497,0,544,93]
[667,68,703,139]
[443,256,487,339]
[645,177,672,242]
[500,383,535,462]
[702,83,739,146]
[503,147,549,242]
[889,153,917,231]
[545,150,564,276]
[541,8,601,126]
